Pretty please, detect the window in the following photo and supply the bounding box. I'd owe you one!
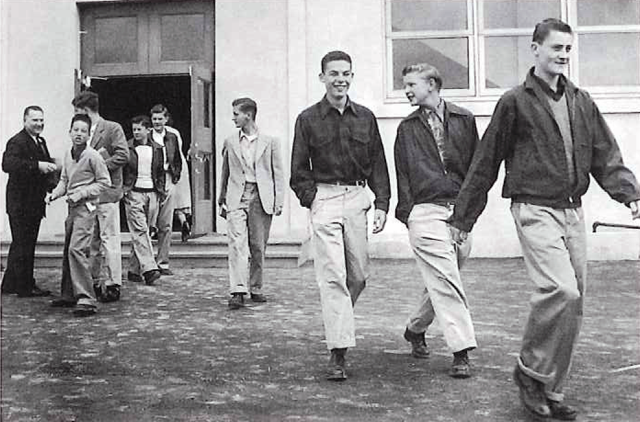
[385,0,640,99]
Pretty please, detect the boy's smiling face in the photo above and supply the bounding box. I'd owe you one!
[70,120,90,147]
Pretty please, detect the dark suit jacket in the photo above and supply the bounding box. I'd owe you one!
[90,117,129,203]
[2,129,55,218]
[156,131,182,184]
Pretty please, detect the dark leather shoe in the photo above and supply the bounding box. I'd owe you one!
[143,269,161,285]
[100,285,120,303]
[403,328,430,359]
[326,348,347,381]
[50,298,76,308]
[513,365,551,419]
[159,268,173,276]
[450,351,471,378]
[548,400,577,421]
[228,294,245,309]
[127,271,143,283]
[73,304,97,317]
[250,293,267,303]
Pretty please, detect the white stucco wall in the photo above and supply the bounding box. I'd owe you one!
[0,0,80,241]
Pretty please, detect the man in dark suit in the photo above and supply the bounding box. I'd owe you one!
[2,105,57,297]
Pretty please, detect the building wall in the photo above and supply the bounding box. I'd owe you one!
[2,0,639,259]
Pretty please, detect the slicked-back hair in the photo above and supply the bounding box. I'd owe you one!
[70,113,92,131]
[23,105,43,119]
[232,97,258,121]
[72,91,100,112]
[131,115,152,128]
[321,50,352,73]
[532,18,572,43]
[150,104,169,117]
[402,63,443,92]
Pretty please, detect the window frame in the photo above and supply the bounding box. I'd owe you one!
[384,0,640,103]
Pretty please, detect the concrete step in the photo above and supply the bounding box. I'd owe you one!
[0,234,304,268]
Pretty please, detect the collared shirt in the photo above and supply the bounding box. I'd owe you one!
[239,130,258,182]
[290,95,391,211]
[422,98,446,165]
[152,129,170,170]
[531,71,567,101]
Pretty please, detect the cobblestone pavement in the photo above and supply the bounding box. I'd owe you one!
[1,259,639,422]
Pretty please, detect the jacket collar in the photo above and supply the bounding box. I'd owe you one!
[402,100,467,123]
[319,95,359,119]
[524,67,578,97]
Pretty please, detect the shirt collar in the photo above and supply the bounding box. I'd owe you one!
[422,98,445,122]
[319,95,358,119]
[527,68,567,101]
[239,130,258,142]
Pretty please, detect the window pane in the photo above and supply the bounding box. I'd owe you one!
[392,38,469,90]
[202,80,211,128]
[484,36,533,88]
[579,33,640,86]
[578,0,640,26]
[483,0,560,29]
[161,14,205,61]
[95,17,137,63]
[391,0,468,31]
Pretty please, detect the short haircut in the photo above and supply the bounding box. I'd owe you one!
[23,105,43,118]
[131,115,152,128]
[150,104,169,116]
[321,50,352,73]
[402,63,443,91]
[72,91,99,112]
[232,97,258,120]
[70,113,92,130]
[532,18,572,43]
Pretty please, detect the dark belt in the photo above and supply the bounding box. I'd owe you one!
[328,180,366,187]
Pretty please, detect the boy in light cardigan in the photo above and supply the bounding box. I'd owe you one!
[48,114,111,316]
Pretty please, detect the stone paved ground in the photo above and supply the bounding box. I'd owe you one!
[1,259,639,422]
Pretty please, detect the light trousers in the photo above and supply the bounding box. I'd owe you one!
[406,203,477,353]
[157,179,177,270]
[60,203,98,307]
[311,184,371,350]
[124,190,159,275]
[227,183,273,294]
[511,202,586,402]
[90,201,122,289]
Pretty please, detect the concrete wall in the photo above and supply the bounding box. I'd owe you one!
[1,0,80,240]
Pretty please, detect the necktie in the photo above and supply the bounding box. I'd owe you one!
[36,136,48,157]
[425,109,446,165]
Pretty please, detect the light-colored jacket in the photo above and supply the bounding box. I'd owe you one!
[218,131,284,214]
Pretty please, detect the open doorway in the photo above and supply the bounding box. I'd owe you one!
[91,75,191,232]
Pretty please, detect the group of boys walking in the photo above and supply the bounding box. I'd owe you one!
[3,18,640,420]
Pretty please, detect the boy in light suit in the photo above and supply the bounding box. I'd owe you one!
[219,98,284,309]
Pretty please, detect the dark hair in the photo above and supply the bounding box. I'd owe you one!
[532,18,572,43]
[70,113,92,130]
[150,104,169,116]
[131,115,152,128]
[71,91,99,112]
[23,105,43,118]
[321,50,352,73]
[402,63,443,91]
[232,97,258,120]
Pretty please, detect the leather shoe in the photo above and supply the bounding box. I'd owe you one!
[326,348,347,381]
[127,271,143,283]
[548,400,578,421]
[100,285,120,303]
[50,298,76,308]
[513,365,551,418]
[181,221,191,243]
[73,304,97,317]
[17,285,51,297]
[143,269,161,285]
[403,328,430,358]
[250,293,267,303]
[450,351,471,378]
[228,294,245,309]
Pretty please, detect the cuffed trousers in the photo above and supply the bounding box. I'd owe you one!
[157,179,177,270]
[60,203,98,307]
[406,203,477,353]
[227,183,273,294]
[311,184,371,350]
[90,201,123,289]
[511,202,586,402]
[124,190,159,275]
